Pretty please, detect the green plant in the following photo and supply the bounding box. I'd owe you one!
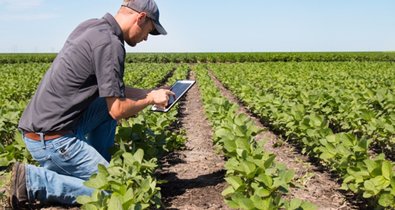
[0,131,32,167]
[77,149,161,210]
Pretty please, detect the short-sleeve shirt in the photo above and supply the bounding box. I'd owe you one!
[18,13,126,132]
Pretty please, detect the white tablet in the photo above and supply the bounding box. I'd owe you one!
[151,80,196,112]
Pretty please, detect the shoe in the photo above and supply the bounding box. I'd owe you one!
[9,162,28,209]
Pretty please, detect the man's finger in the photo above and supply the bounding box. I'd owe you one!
[156,104,166,110]
[168,91,176,100]
[167,90,175,96]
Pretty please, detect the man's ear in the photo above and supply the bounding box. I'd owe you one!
[137,12,147,24]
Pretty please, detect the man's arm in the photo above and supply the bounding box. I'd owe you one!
[106,88,174,120]
[125,87,151,100]
[125,86,171,100]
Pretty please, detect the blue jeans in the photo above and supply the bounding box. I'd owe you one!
[23,97,117,205]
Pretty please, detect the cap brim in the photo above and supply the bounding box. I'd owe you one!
[150,20,167,35]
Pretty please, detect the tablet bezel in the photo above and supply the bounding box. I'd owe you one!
[151,80,195,112]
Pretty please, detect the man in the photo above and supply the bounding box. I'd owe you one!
[9,0,173,208]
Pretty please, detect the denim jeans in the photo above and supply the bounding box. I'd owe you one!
[23,97,117,205]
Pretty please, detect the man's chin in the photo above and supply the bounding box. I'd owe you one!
[126,41,137,47]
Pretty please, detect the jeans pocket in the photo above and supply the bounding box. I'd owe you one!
[54,138,83,162]
[43,137,83,176]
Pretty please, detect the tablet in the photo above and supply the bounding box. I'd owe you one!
[151,80,196,112]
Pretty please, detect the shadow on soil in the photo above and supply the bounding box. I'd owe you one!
[158,169,226,203]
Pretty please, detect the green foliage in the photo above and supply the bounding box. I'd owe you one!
[77,149,161,210]
[341,154,395,208]
[0,170,11,201]
[115,109,183,160]
[2,54,395,209]
[123,52,395,63]
[195,65,316,210]
[209,62,395,209]
[283,198,317,210]
[0,63,49,144]
[0,131,33,167]
[2,52,395,64]
[316,133,369,173]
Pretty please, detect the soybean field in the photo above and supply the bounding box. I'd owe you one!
[0,52,394,210]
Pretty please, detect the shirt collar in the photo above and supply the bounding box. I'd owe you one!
[103,13,124,43]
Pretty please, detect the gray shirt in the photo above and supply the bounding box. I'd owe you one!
[18,13,126,132]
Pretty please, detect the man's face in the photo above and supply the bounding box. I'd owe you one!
[126,15,155,47]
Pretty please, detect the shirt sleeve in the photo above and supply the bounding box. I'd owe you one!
[92,38,126,98]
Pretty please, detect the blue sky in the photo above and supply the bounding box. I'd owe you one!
[0,0,394,53]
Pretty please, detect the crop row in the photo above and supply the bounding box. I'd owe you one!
[209,62,395,209]
[193,65,316,210]
[209,62,395,158]
[2,52,395,64]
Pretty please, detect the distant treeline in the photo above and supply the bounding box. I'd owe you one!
[1,52,395,64]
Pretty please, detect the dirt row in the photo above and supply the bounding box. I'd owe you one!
[158,69,360,209]
[158,71,230,210]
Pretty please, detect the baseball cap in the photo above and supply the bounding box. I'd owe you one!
[122,0,167,35]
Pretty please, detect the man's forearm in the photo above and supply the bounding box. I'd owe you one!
[106,96,153,120]
[107,87,173,120]
[125,87,152,100]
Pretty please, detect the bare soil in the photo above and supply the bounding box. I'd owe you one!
[158,71,230,210]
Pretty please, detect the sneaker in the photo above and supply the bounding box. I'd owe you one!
[9,162,28,209]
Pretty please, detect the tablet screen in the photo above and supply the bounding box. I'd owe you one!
[151,80,195,112]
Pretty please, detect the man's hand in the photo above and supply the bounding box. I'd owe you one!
[106,88,175,120]
[147,89,175,109]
